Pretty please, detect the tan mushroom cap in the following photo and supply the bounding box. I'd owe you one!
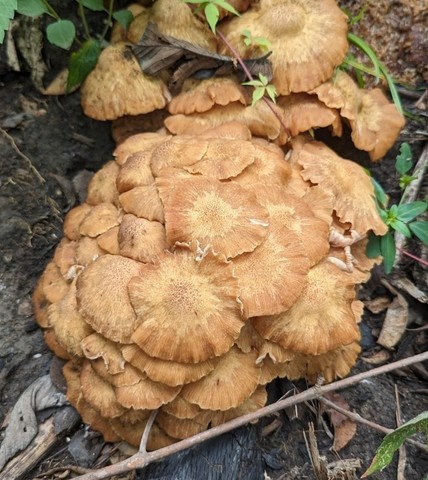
[119,185,165,223]
[209,386,268,427]
[129,249,243,363]
[302,185,334,226]
[198,121,252,141]
[284,341,361,383]
[53,238,77,277]
[76,254,143,343]
[276,93,342,137]
[253,185,330,266]
[44,329,71,360]
[258,356,291,385]
[96,226,120,255]
[168,78,247,115]
[235,322,264,353]
[78,203,121,238]
[161,177,269,259]
[122,344,218,387]
[218,0,348,95]
[165,101,287,144]
[256,339,295,365]
[181,346,260,411]
[348,88,405,161]
[110,417,176,450]
[233,140,291,186]
[161,394,203,419]
[80,332,125,375]
[62,360,83,407]
[232,226,310,318]
[118,214,169,263]
[114,132,170,166]
[48,278,94,356]
[32,277,50,328]
[110,3,145,44]
[75,236,105,267]
[80,360,126,418]
[252,260,360,356]
[156,411,210,439]
[80,42,169,121]
[86,161,120,206]
[63,203,92,241]
[296,141,388,235]
[115,374,181,410]
[116,150,154,193]
[41,261,69,305]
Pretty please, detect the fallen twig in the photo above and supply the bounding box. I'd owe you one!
[74,351,428,480]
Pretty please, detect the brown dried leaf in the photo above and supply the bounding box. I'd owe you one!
[364,296,391,314]
[324,392,357,452]
[361,349,391,365]
[377,294,408,349]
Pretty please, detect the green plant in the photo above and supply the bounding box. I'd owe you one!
[340,8,403,115]
[184,0,239,33]
[242,73,277,106]
[362,411,428,477]
[367,143,428,273]
[2,0,133,90]
[241,29,271,51]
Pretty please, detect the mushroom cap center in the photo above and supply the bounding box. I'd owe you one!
[166,279,199,314]
[261,3,306,35]
[190,192,237,237]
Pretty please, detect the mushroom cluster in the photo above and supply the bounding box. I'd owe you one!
[34,0,404,449]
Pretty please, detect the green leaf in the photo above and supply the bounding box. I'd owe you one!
[409,221,428,245]
[242,79,262,87]
[67,37,101,91]
[370,177,389,209]
[366,232,382,258]
[396,201,427,222]
[17,0,48,16]
[0,0,17,44]
[389,219,411,238]
[112,9,133,29]
[395,142,412,175]
[251,86,265,106]
[204,2,219,33]
[46,19,76,49]
[214,0,239,16]
[266,84,277,103]
[399,174,416,190]
[79,0,104,11]
[362,412,428,477]
[380,232,396,274]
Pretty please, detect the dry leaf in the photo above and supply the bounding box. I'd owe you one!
[377,293,408,349]
[364,296,391,314]
[324,392,357,452]
[361,348,391,365]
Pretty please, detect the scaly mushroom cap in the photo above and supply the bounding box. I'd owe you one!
[252,260,361,356]
[218,0,348,94]
[80,42,169,121]
[129,249,244,363]
[180,346,261,410]
[160,177,269,259]
[110,417,176,449]
[86,161,120,206]
[80,332,125,375]
[295,141,388,235]
[156,411,211,439]
[168,78,247,115]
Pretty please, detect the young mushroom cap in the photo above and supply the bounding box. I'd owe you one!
[160,177,269,259]
[76,254,143,343]
[80,42,169,121]
[252,260,360,356]
[296,141,388,235]
[114,132,170,166]
[63,203,92,241]
[86,161,120,206]
[78,203,121,238]
[116,150,155,193]
[119,185,165,223]
[128,249,244,363]
[218,0,348,94]
[180,346,261,410]
[80,332,126,375]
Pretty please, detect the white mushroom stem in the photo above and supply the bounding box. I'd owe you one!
[328,228,365,272]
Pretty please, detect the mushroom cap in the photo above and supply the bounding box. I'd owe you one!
[122,344,218,387]
[118,214,169,263]
[110,417,176,449]
[252,260,361,355]
[180,346,261,410]
[232,226,310,318]
[96,226,121,255]
[119,185,164,223]
[86,161,120,206]
[40,261,69,305]
[116,150,154,193]
[156,411,210,439]
[114,132,170,166]
[168,78,247,115]
[76,254,143,343]
[80,42,169,121]
[63,203,92,241]
[160,177,269,259]
[80,332,126,375]
[32,277,50,328]
[276,93,342,137]
[218,0,348,94]
[53,238,78,278]
[296,141,388,235]
[161,394,203,419]
[128,249,244,363]
[253,185,330,266]
[78,203,121,238]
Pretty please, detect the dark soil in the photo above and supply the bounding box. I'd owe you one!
[0,2,427,479]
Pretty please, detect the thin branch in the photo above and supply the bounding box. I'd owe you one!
[139,410,158,453]
[74,351,428,480]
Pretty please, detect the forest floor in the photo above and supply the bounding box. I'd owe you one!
[0,1,427,479]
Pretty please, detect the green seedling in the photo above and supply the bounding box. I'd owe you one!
[367,143,428,273]
[184,0,239,33]
[241,29,271,51]
[242,73,277,106]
